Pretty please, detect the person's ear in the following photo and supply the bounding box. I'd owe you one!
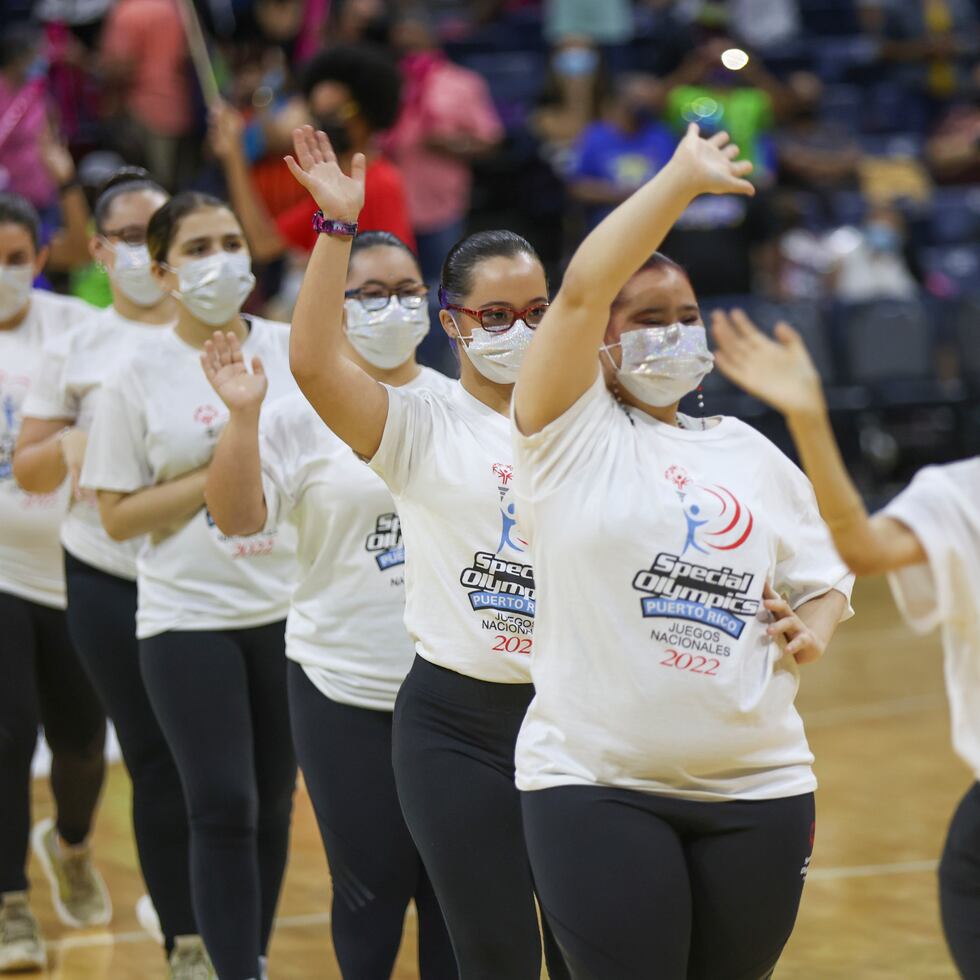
[439,308,460,340]
[90,235,107,268]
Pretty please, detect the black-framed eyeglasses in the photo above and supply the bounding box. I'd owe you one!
[100,227,148,247]
[345,284,429,312]
[444,302,550,334]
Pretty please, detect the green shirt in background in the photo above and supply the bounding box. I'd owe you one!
[70,262,113,309]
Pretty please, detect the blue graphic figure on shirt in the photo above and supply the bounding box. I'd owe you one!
[0,395,18,480]
[498,499,526,554]
[681,498,711,556]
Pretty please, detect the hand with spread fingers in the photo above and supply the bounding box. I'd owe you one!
[675,123,756,198]
[284,124,365,223]
[763,582,825,665]
[200,330,267,415]
[710,309,825,419]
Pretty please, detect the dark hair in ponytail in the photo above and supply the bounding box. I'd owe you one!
[0,192,40,249]
[146,191,229,264]
[438,230,542,306]
[94,167,168,234]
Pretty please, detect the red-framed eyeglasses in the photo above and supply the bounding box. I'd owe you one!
[444,302,550,334]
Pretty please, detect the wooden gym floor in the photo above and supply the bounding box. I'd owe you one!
[23,578,968,979]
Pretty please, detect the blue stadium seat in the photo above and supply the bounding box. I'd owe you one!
[928,187,980,245]
[819,84,863,130]
[799,0,861,37]
[921,245,980,296]
[454,51,546,130]
[840,299,933,385]
[830,190,867,227]
[954,297,980,387]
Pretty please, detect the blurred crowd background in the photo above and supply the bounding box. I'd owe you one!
[2,0,979,503]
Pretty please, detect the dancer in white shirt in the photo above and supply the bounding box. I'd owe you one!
[511,125,854,980]
[0,192,108,973]
[81,192,297,980]
[15,168,212,976]
[284,126,568,980]
[201,230,457,979]
[712,305,980,980]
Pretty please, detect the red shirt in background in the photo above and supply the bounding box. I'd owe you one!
[275,157,416,253]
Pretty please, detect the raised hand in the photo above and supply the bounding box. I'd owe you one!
[208,101,246,161]
[39,119,76,186]
[673,123,755,198]
[711,309,825,418]
[284,125,365,223]
[200,331,268,414]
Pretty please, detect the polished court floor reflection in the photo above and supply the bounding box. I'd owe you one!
[25,578,965,978]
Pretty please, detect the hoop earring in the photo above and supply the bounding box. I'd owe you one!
[697,384,705,414]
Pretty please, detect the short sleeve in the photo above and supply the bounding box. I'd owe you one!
[883,466,977,634]
[368,384,433,496]
[770,446,855,615]
[511,371,617,501]
[22,332,75,421]
[80,374,151,493]
[258,407,299,533]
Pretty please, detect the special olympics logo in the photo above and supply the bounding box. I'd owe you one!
[665,466,754,556]
[492,463,514,485]
[194,404,221,426]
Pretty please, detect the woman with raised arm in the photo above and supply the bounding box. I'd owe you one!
[285,126,567,980]
[14,169,212,977]
[509,123,855,980]
[200,231,458,980]
[79,192,298,980]
[711,308,980,980]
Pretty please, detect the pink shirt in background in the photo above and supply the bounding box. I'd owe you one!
[0,78,56,209]
[384,53,503,234]
[100,0,193,137]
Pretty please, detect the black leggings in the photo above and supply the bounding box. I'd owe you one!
[391,655,569,980]
[0,589,106,893]
[522,784,815,980]
[64,552,195,948]
[140,622,296,980]
[287,662,457,979]
[939,781,980,978]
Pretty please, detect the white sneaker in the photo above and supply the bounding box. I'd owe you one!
[0,893,45,973]
[168,935,216,979]
[136,894,164,945]
[259,954,269,979]
[31,818,111,928]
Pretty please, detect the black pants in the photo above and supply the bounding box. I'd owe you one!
[140,622,296,980]
[0,589,106,892]
[391,655,569,980]
[287,662,457,980]
[64,552,195,949]
[522,784,815,980]
[940,781,980,978]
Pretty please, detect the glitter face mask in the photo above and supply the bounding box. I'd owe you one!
[602,324,714,407]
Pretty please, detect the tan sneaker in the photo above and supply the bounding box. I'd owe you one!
[30,818,111,928]
[168,936,216,980]
[0,892,45,973]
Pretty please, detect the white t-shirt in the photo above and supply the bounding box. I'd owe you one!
[0,290,94,607]
[262,366,456,711]
[369,381,536,684]
[80,317,298,638]
[512,376,854,801]
[23,307,175,581]
[884,458,980,782]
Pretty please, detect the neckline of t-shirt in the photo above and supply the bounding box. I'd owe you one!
[168,315,257,354]
[453,379,510,422]
[626,404,734,441]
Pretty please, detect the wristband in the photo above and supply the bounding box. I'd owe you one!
[312,210,358,238]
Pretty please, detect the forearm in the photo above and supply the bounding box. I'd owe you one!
[795,588,848,650]
[98,469,207,541]
[204,410,267,536]
[222,149,286,263]
[46,187,93,271]
[13,427,69,493]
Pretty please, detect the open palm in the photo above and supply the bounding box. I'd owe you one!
[675,123,755,197]
[710,310,825,417]
[285,125,365,222]
[200,331,267,412]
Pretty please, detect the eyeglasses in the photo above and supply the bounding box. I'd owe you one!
[345,284,429,312]
[444,302,550,334]
[101,227,148,247]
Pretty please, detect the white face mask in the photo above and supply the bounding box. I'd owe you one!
[170,251,255,326]
[344,296,429,369]
[107,242,165,308]
[455,318,534,384]
[603,324,714,407]
[0,264,34,321]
